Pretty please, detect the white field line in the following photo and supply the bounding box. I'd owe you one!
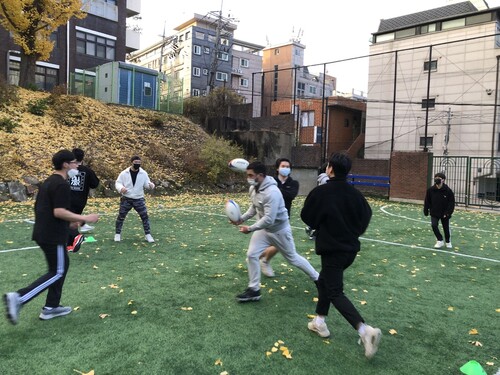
[2,205,499,263]
[380,205,500,235]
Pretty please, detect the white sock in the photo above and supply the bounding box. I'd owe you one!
[358,323,367,336]
[315,315,325,324]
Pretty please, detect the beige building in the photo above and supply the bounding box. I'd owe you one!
[366,0,500,159]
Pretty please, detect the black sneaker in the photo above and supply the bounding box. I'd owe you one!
[70,234,85,253]
[236,288,261,302]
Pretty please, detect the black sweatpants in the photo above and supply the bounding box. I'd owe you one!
[431,216,451,242]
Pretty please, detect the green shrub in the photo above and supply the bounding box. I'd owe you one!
[0,117,19,133]
[27,98,49,116]
[0,78,18,107]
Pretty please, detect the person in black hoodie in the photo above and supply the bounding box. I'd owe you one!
[66,148,100,252]
[259,158,299,277]
[301,152,382,359]
[424,172,455,249]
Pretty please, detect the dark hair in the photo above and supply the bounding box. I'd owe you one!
[247,161,267,176]
[72,148,84,162]
[318,162,328,175]
[435,172,446,180]
[328,153,351,178]
[52,149,75,170]
[130,155,141,163]
[275,157,291,170]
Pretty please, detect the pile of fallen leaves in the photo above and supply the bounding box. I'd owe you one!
[0,88,210,185]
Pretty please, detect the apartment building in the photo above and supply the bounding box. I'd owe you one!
[0,0,141,91]
[261,41,337,117]
[127,13,264,110]
[366,0,499,159]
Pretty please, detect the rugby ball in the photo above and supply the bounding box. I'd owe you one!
[225,199,242,222]
[228,158,249,173]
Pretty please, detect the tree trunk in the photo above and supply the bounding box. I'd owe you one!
[19,51,39,89]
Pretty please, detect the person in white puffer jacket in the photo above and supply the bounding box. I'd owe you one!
[114,155,155,243]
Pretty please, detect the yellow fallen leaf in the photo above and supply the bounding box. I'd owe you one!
[266,351,272,357]
[359,300,367,305]
[271,347,278,353]
[73,370,94,375]
[389,329,397,335]
[108,284,119,289]
[282,349,292,359]
[469,340,482,347]
[119,289,124,293]
[312,297,318,302]
[307,314,315,319]
[496,308,500,313]
[277,340,285,345]
[279,346,288,352]
[131,310,137,315]
[93,265,98,269]
[73,306,80,311]
[448,306,454,311]
[181,307,193,311]
[486,362,494,366]
[469,328,479,335]
[214,359,223,366]
[128,300,134,305]
[220,371,229,375]
[99,313,109,319]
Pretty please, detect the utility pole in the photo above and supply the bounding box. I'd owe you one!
[444,108,452,155]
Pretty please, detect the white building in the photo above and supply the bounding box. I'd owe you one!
[366,0,500,159]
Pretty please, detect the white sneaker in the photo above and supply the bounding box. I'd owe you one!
[360,325,382,359]
[308,319,330,338]
[434,240,444,248]
[446,242,452,248]
[114,234,121,242]
[79,224,95,233]
[145,234,155,243]
[260,259,275,277]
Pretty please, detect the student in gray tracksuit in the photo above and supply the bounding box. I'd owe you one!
[232,161,319,302]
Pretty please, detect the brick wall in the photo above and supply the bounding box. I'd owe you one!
[390,151,432,202]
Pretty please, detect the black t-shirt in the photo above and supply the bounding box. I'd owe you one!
[69,165,99,211]
[32,174,71,245]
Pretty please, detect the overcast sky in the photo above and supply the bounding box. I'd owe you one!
[135,0,500,93]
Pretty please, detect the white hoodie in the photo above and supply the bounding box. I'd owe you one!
[115,167,153,199]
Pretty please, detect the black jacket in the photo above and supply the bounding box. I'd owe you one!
[424,184,455,218]
[275,176,299,217]
[301,177,372,255]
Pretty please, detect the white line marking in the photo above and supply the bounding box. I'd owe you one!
[0,246,39,253]
[380,205,500,235]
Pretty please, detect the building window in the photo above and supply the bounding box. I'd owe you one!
[192,88,200,96]
[144,82,152,96]
[395,27,416,39]
[466,13,492,26]
[178,35,183,42]
[240,78,249,87]
[422,98,436,109]
[195,31,204,39]
[442,18,465,30]
[297,82,305,96]
[201,89,207,96]
[76,30,115,60]
[193,45,202,55]
[204,46,210,54]
[300,111,314,127]
[309,86,317,95]
[185,31,190,40]
[421,23,437,34]
[419,136,433,148]
[220,38,229,46]
[217,52,229,61]
[424,60,438,71]
[274,48,280,55]
[203,69,208,76]
[193,67,201,77]
[375,33,394,43]
[216,72,228,81]
[315,126,323,144]
[35,65,58,91]
[240,58,249,68]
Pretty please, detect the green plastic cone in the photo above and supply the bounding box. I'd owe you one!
[460,360,487,375]
[84,236,97,243]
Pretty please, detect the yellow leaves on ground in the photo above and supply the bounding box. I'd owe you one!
[469,328,479,335]
[469,341,483,347]
[181,307,193,311]
[389,329,398,335]
[73,370,94,375]
[214,359,223,366]
[448,306,455,311]
[99,313,109,319]
[266,340,292,360]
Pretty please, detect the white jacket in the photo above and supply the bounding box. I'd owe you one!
[115,167,154,199]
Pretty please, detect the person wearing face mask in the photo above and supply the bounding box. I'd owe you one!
[66,148,100,252]
[424,172,455,248]
[231,161,319,302]
[3,150,99,325]
[259,158,299,277]
[114,156,155,243]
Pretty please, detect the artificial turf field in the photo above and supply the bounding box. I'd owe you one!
[0,194,498,375]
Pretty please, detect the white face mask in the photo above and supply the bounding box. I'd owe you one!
[67,168,79,178]
[279,167,291,177]
[247,178,257,186]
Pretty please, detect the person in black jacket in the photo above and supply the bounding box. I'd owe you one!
[66,148,100,252]
[301,153,382,359]
[259,158,299,277]
[424,172,455,249]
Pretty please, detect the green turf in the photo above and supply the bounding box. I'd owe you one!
[0,194,498,375]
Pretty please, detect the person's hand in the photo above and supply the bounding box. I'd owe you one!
[424,210,429,216]
[69,221,81,230]
[84,214,99,223]
[149,182,155,189]
[120,187,127,194]
[230,218,243,226]
[239,226,251,234]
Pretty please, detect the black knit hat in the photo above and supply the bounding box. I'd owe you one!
[52,149,75,170]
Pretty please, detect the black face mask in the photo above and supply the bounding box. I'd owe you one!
[434,178,442,185]
[133,164,141,170]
